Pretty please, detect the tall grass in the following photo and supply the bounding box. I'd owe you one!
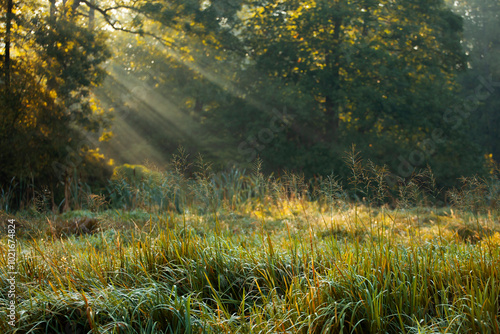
[0,150,499,333]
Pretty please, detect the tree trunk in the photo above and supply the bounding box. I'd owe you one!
[323,15,342,143]
[49,0,56,17]
[63,173,71,212]
[89,4,95,29]
[4,0,13,91]
[194,98,203,112]
[325,95,339,140]
[71,0,81,16]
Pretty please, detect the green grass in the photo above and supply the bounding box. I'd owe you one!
[1,154,499,333]
[1,201,500,333]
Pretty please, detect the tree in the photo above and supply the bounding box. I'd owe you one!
[87,0,484,187]
[205,0,483,186]
[3,0,13,90]
[0,0,111,210]
[449,0,500,163]
[87,0,249,167]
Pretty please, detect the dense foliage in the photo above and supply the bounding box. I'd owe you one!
[1,0,499,209]
[0,0,112,209]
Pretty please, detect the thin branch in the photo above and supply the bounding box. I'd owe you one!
[78,0,173,47]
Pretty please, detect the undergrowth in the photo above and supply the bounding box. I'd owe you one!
[0,150,499,333]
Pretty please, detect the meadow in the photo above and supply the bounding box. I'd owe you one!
[1,155,499,333]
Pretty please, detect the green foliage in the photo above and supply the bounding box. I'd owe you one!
[99,150,499,215]
[0,0,112,210]
[224,0,479,183]
[93,0,485,187]
[112,164,162,185]
[108,164,183,212]
[2,0,498,210]
[33,16,110,130]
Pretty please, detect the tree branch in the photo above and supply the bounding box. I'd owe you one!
[79,0,173,47]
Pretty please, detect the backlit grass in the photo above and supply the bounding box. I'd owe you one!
[1,154,499,333]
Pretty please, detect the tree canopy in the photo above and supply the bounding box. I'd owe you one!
[1,0,497,208]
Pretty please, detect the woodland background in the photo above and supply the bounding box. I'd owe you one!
[1,0,499,210]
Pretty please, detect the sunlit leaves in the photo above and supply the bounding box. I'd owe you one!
[0,0,113,198]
